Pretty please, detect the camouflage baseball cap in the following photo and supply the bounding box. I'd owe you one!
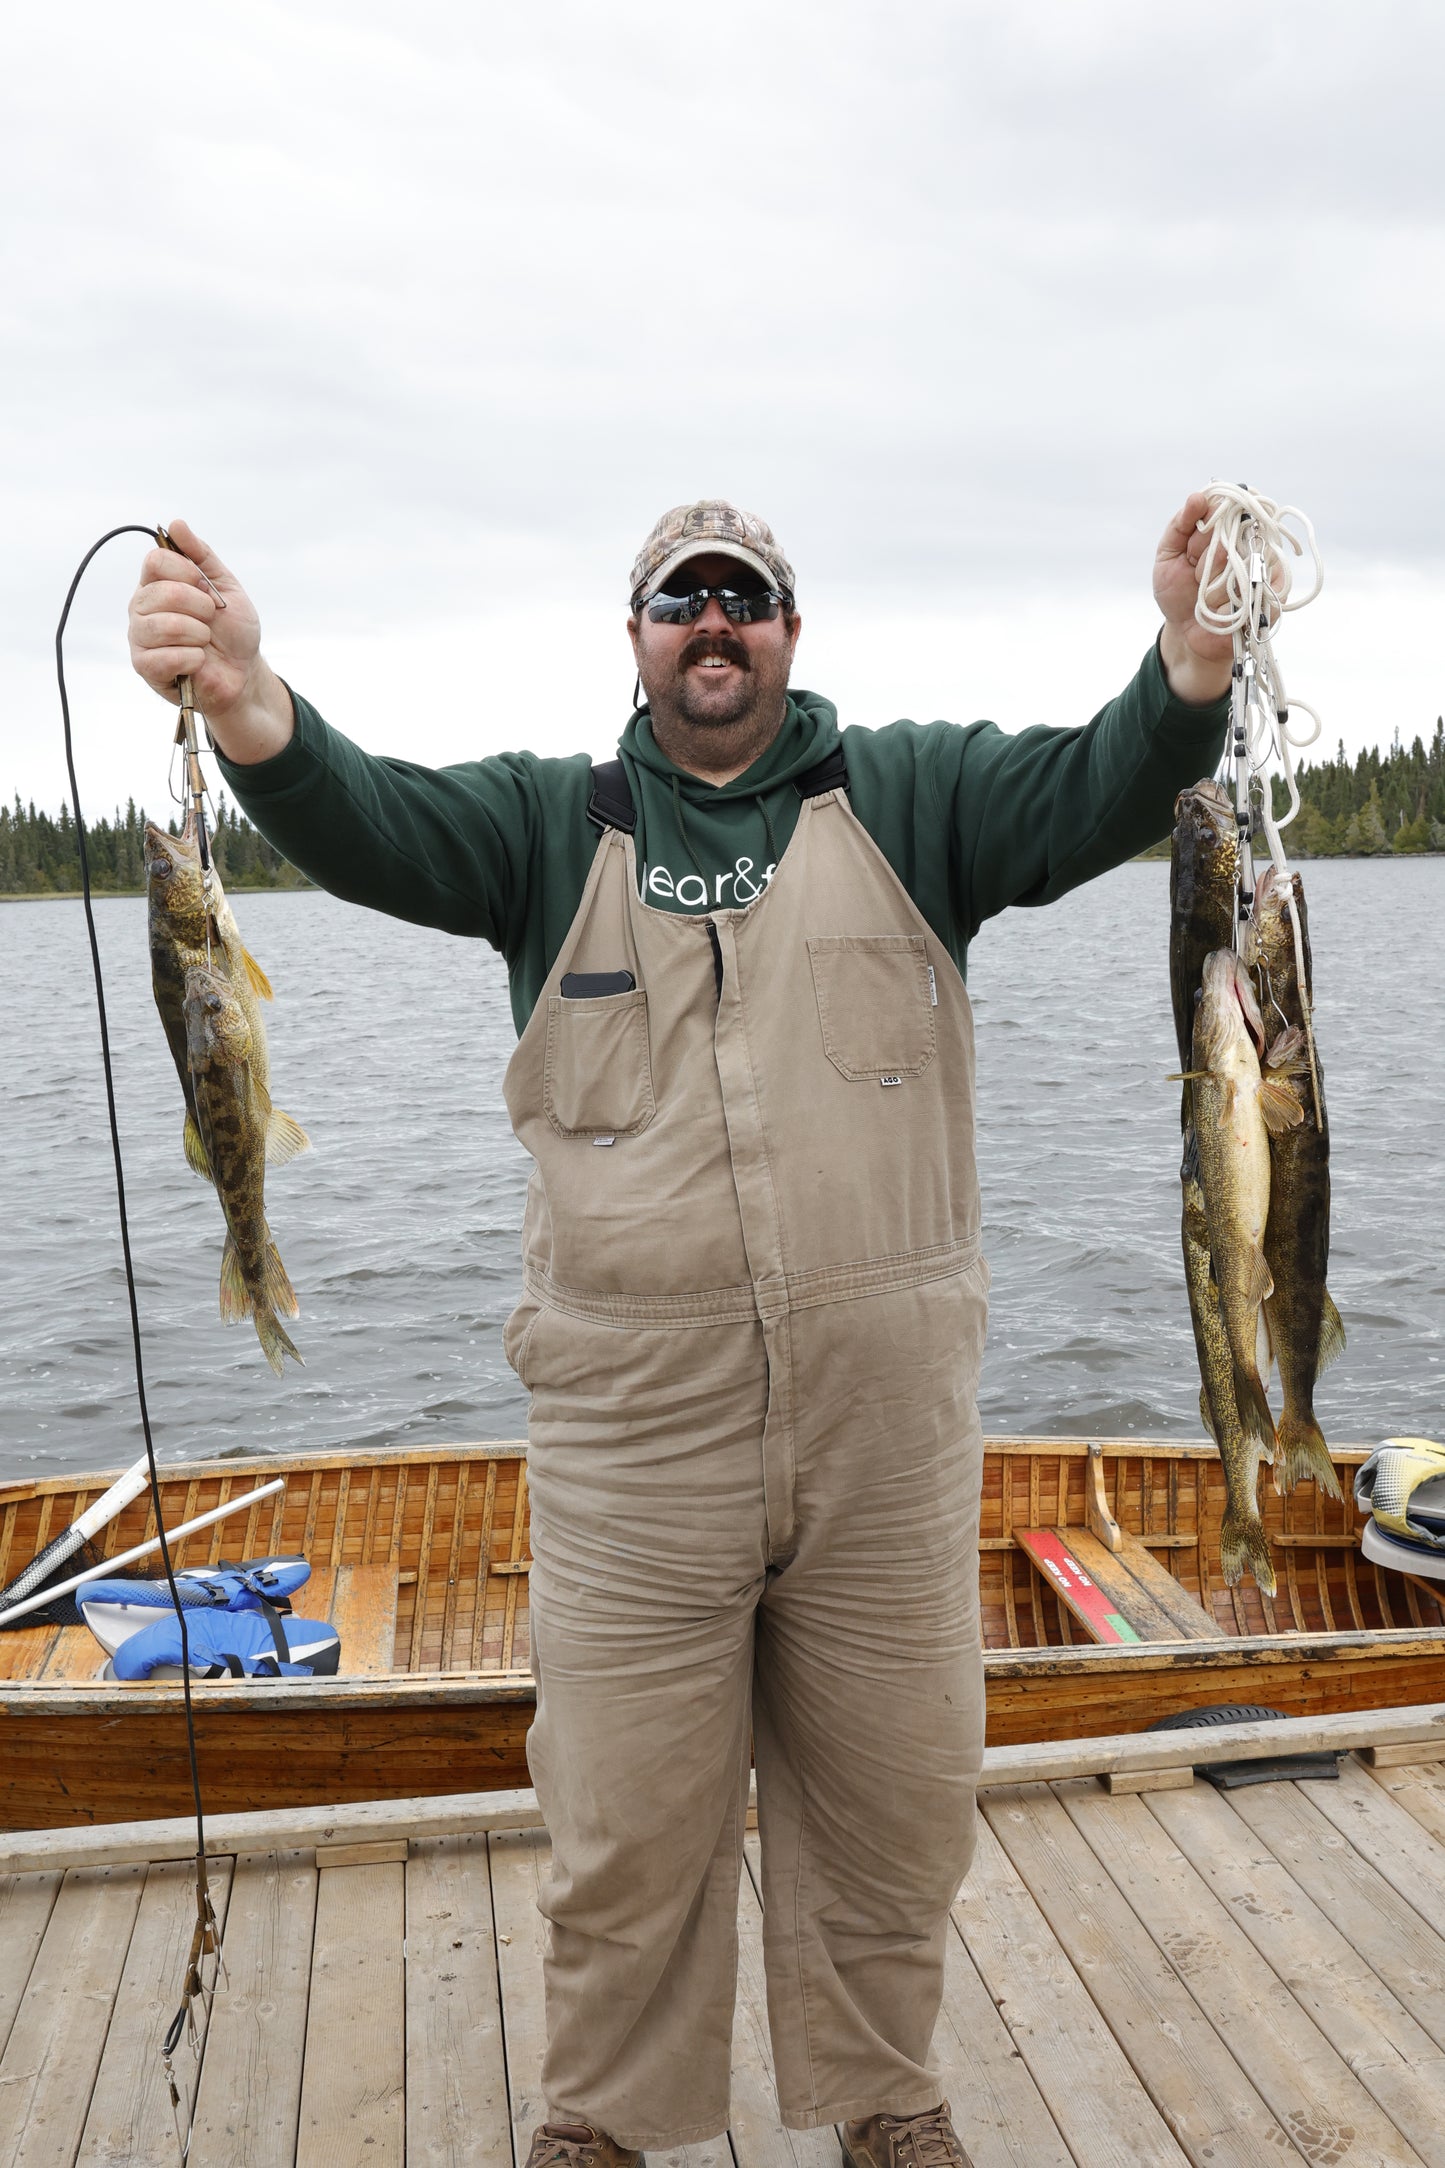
[629,500,795,608]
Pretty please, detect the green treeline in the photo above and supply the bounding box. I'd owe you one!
[1271,719,1445,855]
[0,796,308,895]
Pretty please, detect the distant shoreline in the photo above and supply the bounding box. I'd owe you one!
[0,884,315,903]
[1130,848,1442,866]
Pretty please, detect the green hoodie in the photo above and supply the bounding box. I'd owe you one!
[218,640,1227,1034]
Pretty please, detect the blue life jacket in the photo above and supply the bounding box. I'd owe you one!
[80,1555,340,1676]
[109,1605,320,1681]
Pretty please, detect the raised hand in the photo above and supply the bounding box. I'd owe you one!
[1154,491,1235,707]
[128,519,293,763]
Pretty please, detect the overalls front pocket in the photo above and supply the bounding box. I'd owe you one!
[543,989,656,1138]
[806,935,937,1080]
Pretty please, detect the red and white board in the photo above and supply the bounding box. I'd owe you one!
[1015,1528,1143,1645]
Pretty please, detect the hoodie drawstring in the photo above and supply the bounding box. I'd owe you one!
[671,773,708,884]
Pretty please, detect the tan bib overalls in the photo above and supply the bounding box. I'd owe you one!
[502,781,988,2149]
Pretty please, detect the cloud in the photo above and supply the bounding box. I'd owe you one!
[4,0,1442,810]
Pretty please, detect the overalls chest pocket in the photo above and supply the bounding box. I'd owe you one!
[807,935,937,1080]
[543,988,656,1138]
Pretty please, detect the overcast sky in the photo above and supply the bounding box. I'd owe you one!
[5,1,1443,816]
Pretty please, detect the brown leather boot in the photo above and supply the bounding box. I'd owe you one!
[522,2124,644,2168]
[841,2102,973,2168]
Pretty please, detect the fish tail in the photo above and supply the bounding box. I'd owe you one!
[1274,1413,1343,1500]
[253,1306,304,1378]
[1221,1510,1276,1594]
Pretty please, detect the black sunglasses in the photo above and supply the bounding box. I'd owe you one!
[644,585,789,626]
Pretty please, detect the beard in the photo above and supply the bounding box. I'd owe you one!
[647,631,790,733]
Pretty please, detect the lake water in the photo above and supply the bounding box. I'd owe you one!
[1,861,1440,1480]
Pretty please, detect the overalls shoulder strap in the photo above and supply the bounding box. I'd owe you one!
[586,747,850,833]
[587,760,637,834]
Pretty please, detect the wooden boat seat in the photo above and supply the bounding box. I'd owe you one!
[1016,1524,1227,1644]
[290,1562,399,1675]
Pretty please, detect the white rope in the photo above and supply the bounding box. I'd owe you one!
[1193,481,1324,1115]
[1194,481,1324,865]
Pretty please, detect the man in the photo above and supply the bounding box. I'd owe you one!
[129,497,1231,2168]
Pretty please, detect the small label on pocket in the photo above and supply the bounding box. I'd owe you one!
[880,1074,902,1088]
[927,964,938,1007]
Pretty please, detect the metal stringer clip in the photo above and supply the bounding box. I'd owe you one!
[161,1857,228,2162]
[155,524,220,896]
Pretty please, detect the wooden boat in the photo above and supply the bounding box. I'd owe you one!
[2,1435,1442,1831]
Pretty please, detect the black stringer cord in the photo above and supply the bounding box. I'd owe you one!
[55,526,209,1861]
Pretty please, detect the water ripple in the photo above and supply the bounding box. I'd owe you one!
[2,862,1442,1478]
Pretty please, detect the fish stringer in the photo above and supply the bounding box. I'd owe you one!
[1194,482,1324,1126]
[158,525,223,967]
[56,523,233,2165]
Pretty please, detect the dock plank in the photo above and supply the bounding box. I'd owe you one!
[75,1856,235,2168]
[0,1864,145,2168]
[295,1859,405,2168]
[186,1849,317,2168]
[1309,1756,1445,1917]
[0,1872,61,2063]
[487,1827,553,2166]
[983,1784,1289,2164]
[1061,1779,1429,2168]
[952,1814,1187,2164]
[1227,1776,1445,2053]
[934,1906,1075,2168]
[405,1835,512,2168]
[1149,1779,1445,2163]
[1365,1754,1445,1856]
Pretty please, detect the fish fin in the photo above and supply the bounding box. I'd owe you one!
[1274,1414,1343,1500]
[1220,1510,1276,1594]
[219,1234,251,1322]
[182,1112,211,1180]
[1256,1302,1274,1391]
[241,946,274,1000]
[263,1233,301,1320]
[1316,1291,1346,1374]
[1258,1077,1305,1133]
[1199,1385,1219,1446]
[1265,1025,1306,1072]
[1243,1243,1273,1305]
[1168,1070,1210,1083]
[265,1108,312,1166]
[253,1307,303,1376]
[1214,1078,1238,1128]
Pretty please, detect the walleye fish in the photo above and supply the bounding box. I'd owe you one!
[1252,866,1344,1498]
[1190,951,1304,1465]
[185,964,303,1376]
[1181,1127,1274,1590]
[1169,780,1239,1088]
[145,813,309,1177]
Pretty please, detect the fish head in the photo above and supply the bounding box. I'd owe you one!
[1195,947,1266,1067]
[145,815,209,942]
[1172,779,1239,920]
[184,964,252,1071]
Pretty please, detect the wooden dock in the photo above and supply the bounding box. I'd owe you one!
[6,1714,1445,2165]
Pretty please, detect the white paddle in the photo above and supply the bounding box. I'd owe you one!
[0,1453,153,1615]
[0,1478,286,1627]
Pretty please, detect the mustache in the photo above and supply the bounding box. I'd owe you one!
[680,634,750,671]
